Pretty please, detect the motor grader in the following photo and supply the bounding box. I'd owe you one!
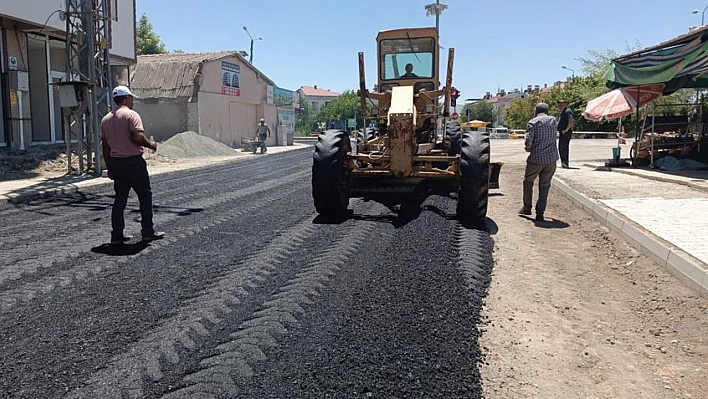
[312,27,494,224]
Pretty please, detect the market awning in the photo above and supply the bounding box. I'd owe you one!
[605,25,708,94]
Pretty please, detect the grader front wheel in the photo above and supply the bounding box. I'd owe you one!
[456,131,490,224]
[312,130,351,217]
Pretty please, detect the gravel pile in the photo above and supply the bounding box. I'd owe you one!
[155,131,240,159]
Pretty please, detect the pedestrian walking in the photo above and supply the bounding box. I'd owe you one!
[557,100,575,168]
[255,118,271,154]
[520,102,559,222]
[101,85,165,244]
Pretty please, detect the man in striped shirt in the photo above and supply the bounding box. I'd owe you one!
[520,103,559,222]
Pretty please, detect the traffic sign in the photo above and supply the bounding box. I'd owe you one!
[451,112,459,120]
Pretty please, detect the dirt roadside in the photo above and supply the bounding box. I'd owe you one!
[480,158,708,398]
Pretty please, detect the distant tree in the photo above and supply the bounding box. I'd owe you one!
[136,13,167,55]
[461,101,496,124]
[317,91,363,129]
[503,94,540,129]
[295,94,318,136]
[171,49,185,54]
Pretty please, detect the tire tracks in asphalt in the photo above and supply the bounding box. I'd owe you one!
[0,161,305,249]
[0,169,310,312]
[64,200,388,399]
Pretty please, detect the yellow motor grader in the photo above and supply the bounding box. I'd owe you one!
[312,27,495,224]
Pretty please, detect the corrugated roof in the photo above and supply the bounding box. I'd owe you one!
[299,85,340,97]
[130,51,276,99]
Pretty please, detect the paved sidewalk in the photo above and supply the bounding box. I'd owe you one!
[553,162,708,298]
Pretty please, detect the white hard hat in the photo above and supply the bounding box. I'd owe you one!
[112,85,137,98]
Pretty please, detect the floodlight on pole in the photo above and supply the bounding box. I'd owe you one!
[425,1,447,32]
[242,25,263,64]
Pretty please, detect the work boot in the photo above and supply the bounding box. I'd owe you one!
[110,235,133,245]
[535,212,544,222]
[518,207,532,216]
[142,231,165,242]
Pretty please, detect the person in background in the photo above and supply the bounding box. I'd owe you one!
[520,102,559,222]
[557,100,575,168]
[101,85,165,244]
[255,117,271,154]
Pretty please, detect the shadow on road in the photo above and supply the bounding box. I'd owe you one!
[91,241,150,256]
[518,214,570,229]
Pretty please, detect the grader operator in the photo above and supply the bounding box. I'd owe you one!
[312,27,493,224]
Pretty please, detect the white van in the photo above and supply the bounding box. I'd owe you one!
[489,127,509,139]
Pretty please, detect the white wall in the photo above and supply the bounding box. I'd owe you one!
[0,0,135,60]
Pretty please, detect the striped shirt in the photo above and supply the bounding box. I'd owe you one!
[525,113,559,165]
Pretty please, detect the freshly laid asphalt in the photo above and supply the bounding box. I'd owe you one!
[1,138,707,298]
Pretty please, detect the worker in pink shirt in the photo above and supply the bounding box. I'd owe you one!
[101,85,164,244]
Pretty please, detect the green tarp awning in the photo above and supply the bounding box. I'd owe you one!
[605,26,708,94]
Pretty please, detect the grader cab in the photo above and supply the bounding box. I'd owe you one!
[312,27,494,224]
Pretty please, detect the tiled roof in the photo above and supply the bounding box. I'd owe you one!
[299,85,340,97]
[130,51,275,99]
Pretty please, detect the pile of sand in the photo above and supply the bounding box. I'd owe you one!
[155,131,240,159]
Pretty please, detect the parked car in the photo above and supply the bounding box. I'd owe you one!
[509,129,526,139]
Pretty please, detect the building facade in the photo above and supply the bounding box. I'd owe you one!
[130,52,294,148]
[298,85,340,113]
[0,0,136,149]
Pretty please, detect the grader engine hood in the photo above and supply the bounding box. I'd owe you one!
[388,86,416,177]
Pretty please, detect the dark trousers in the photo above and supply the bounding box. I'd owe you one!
[558,132,572,165]
[523,161,557,213]
[259,134,268,153]
[108,155,154,238]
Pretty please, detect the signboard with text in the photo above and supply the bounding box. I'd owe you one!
[221,61,241,96]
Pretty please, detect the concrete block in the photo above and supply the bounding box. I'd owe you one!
[700,272,708,299]
[605,210,625,233]
[666,251,708,295]
[640,235,672,269]
[620,222,646,254]
[591,203,609,225]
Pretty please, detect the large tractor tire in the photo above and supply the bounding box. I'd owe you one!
[445,122,464,155]
[357,127,377,144]
[312,130,351,216]
[456,131,490,224]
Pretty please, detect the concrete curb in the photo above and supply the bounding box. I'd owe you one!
[553,176,708,299]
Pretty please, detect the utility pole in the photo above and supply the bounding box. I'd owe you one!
[63,0,112,176]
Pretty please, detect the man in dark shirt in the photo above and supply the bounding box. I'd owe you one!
[557,100,574,168]
[520,102,559,222]
[402,63,418,78]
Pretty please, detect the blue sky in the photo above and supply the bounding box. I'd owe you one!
[137,0,706,98]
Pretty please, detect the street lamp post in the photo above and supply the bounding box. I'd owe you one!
[561,65,575,79]
[242,26,262,64]
[692,4,708,25]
